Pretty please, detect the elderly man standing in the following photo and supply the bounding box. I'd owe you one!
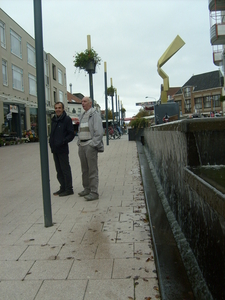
[49,101,74,197]
[77,97,104,201]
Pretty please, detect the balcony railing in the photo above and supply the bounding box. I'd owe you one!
[210,23,225,45]
[209,0,225,12]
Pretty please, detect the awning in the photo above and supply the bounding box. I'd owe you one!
[0,93,38,108]
[124,117,136,121]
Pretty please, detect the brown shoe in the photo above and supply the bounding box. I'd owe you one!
[59,190,74,197]
[53,189,65,196]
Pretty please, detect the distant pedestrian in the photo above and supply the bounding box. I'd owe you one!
[49,102,74,197]
[77,97,104,201]
[163,113,169,123]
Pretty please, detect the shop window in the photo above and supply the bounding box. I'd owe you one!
[58,68,63,85]
[0,20,6,48]
[2,59,8,86]
[30,108,38,136]
[12,64,24,91]
[28,73,37,96]
[20,106,26,132]
[10,29,22,58]
[27,43,36,67]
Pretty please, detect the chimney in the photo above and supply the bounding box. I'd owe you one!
[69,83,72,94]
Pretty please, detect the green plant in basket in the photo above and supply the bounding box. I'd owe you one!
[73,48,101,72]
[107,86,115,96]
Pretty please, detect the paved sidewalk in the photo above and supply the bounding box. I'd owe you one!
[0,135,160,300]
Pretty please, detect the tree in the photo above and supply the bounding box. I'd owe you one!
[121,107,126,118]
[106,109,113,120]
[135,108,150,118]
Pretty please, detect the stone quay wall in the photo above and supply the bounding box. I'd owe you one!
[142,118,225,299]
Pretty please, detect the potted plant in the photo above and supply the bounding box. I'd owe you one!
[107,86,115,96]
[73,48,101,73]
[128,117,149,142]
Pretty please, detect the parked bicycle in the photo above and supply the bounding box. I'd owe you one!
[106,125,121,140]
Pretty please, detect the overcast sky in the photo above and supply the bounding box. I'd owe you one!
[1,0,218,117]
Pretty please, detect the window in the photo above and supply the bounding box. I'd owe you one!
[28,73,37,96]
[27,43,36,67]
[10,29,22,58]
[52,64,56,80]
[212,95,220,108]
[183,87,191,98]
[184,99,191,113]
[176,100,182,112]
[0,20,6,48]
[78,107,81,114]
[45,86,50,106]
[58,68,63,85]
[203,96,211,108]
[59,90,64,102]
[64,73,66,87]
[194,97,202,110]
[2,59,8,86]
[12,64,24,91]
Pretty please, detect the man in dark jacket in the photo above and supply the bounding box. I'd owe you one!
[49,102,74,196]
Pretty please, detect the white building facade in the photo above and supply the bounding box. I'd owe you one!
[0,8,67,137]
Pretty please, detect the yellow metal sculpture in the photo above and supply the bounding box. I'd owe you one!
[157,35,185,103]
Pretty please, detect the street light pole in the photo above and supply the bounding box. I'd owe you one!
[110,78,115,126]
[33,0,52,228]
[115,89,118,123]
[87,35,94,107]
[104,62,109,145]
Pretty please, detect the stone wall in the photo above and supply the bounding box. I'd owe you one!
[143,118,225,300]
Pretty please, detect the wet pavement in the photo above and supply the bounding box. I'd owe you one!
[0,135,160,300]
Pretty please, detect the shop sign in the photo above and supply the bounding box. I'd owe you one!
[10,105,18,113]
[6,112,12,120]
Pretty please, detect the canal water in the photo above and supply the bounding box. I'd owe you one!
[190,165,225,194]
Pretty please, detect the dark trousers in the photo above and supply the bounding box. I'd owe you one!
[53,152,73,192]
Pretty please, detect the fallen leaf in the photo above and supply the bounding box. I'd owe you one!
[143,278,148,282]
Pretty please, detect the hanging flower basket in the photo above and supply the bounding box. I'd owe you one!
[107,86,115,96]
[73,48,101,73]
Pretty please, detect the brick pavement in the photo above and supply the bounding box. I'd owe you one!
[0,135,160,300]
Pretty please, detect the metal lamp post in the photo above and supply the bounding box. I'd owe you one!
[104,62,109,145]
[87,35,94,107]
[110,78,115,126]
